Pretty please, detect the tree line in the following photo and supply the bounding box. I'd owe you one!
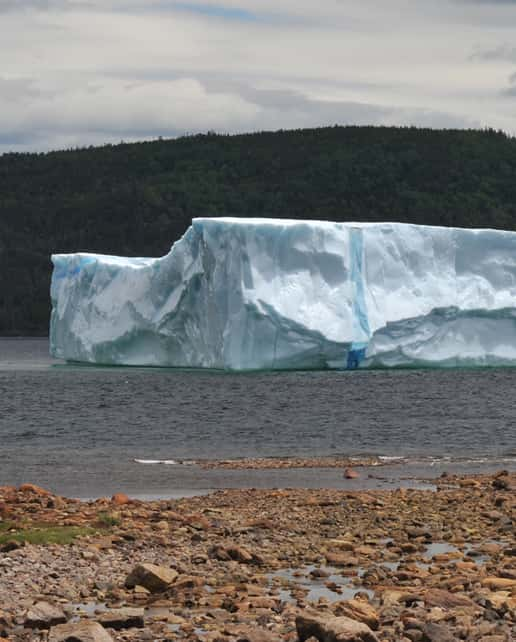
[1,125,516,335]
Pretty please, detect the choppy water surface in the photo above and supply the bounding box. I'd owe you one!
[1,338,515,498]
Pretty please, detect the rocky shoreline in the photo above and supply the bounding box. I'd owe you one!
[197,457,385,470]
[0,472,514,641]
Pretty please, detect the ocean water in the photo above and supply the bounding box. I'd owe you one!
[0,338,515,498]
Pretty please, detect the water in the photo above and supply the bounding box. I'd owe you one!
[1,338,515,498]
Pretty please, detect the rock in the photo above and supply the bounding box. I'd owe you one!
[24,601,67,629]
[325,552,358,567]
[0,539,24,552]
[210,544,263,565]
[421,622,456,642]
[344,468,360,479]
[234,626,278,642]
[97,607,144,630]
[296,612,379,642]
[19,483,52,496]
[491,477,510,490]
[111,493,130,505]
[423,589,478,610]
[48,621,114,642]
[481,577,516,590]
[327,539,355,551]
[125,563,178,593]
[335,599,379,630]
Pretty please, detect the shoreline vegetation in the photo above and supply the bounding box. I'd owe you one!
[0,472,514,641]
[3,126,516,336]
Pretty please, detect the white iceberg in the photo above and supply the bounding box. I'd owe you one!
[50,218,516,369]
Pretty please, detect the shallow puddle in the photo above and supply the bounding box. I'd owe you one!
[268,565,374,603]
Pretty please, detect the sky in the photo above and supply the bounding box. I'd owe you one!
[1,0,516,153]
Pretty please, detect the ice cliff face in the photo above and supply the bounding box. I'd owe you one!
[50,218,516,369]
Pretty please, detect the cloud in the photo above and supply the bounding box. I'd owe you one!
[471,44,516,62]
[0,0,515,153]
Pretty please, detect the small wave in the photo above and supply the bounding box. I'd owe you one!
[133,458,197,466]
[133,459,179,465]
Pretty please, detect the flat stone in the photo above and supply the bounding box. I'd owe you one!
[49,621,114,642]
[24,601,67,630]
[325,552,359,567]
[481,577,516,590]
[97,607,144,630]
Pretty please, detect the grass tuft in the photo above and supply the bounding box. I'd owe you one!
[0,525,96,546]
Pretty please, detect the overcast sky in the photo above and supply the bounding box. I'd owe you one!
[1,0,516,153]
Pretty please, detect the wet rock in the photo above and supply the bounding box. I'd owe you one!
[48,620,114,642]
[125,563,178,593]
[296,612,379,642]
[24,601,67,629]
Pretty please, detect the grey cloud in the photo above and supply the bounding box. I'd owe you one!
[501,70,516,95]
[0,73,479,157]
[471,44,516,61]
[456,0,516,4]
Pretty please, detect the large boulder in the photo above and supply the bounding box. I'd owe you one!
[296,612,379,642]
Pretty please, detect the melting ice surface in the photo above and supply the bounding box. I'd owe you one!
[50,218,516,370]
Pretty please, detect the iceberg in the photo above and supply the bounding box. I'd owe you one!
[50,218,516,369]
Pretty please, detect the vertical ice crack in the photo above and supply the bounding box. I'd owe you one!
[347,227,370,369]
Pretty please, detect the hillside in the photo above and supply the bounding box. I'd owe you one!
[1,125,516,335]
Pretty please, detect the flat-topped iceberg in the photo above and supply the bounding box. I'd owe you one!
[50,218,516,369]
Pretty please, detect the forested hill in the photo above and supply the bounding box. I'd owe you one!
[2,125,516,335]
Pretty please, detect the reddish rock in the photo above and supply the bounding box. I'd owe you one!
[111,493,130,506]
[344,468,360,479]
[19,483,52,496]
[210,544,264,565]
[125,563,178,593]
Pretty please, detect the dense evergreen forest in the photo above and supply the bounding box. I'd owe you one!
[1,125,516,335]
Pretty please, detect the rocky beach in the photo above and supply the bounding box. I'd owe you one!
[0,470,514,642]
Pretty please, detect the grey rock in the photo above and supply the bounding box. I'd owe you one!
[24,601,67,630]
